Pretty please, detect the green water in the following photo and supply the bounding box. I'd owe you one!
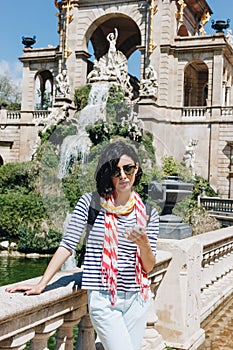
[0,255,51,287]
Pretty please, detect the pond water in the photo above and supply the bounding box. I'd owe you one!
[0,255,51,287]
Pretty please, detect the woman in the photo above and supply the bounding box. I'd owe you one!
[7,140,159,350]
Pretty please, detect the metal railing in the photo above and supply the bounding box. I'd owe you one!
[200,197,233,213]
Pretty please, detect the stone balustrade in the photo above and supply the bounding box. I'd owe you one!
[196,228,233,322]
[181,107,208,118]
[0,252,171,350]
[155,226,233,350]
[1,105,233,128]
[0,227,233,350]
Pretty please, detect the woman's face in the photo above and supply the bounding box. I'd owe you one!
[111,154,138,196]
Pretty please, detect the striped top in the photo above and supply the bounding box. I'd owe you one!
[60,192,159,292]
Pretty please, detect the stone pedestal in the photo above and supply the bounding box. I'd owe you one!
[54,97,72,108]
[155,238,205,350]
[159,214,192,239]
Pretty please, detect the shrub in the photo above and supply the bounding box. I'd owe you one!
[18,224,62,254]
[73,84,91,111]
[184,206,220,235]
[0,161,39,194]
[0,192,48,237]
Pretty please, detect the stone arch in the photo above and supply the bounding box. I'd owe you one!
[183,60,209,106]
[0,155,3,166]
[35,70,53,110]
[177,24,189,37]
[85,14,141,61]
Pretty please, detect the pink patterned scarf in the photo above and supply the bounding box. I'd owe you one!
[100,191,149,305]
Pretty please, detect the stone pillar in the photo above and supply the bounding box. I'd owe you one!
[228,143,233,198]
[56,320,78,350]
[142,295,166,350]
[212,47,224,107]
[73,51,92,88]
[75,315,96,350]
[137,45,146,80]
[155,238,205,350]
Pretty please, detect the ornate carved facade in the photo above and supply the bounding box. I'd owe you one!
[1,0,233,198]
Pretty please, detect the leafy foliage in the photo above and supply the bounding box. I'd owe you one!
[106,85,129,123]
[0,162,39,194]
[192,175,218,200]
[73,84,92,111]
[184,206,220,235]
[18,225,62,254]
[0,192,48,237]
[35,90,52,110]
[0,74,21,110]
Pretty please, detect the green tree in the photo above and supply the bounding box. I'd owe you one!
[73,84,91,111]
[0,74,21,110]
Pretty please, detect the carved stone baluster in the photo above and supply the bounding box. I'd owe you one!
[75,314,96,350]
[0,330,35,350]
[29,332,52,350]
[201,252,210,301]
[56,320,78,350]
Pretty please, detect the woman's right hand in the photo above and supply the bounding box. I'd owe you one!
[6,283,45,295]
[5,247,71,296]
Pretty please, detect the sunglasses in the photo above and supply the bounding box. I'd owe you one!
[111,164,137,178]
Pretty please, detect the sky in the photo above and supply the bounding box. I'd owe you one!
[0,0,233,85]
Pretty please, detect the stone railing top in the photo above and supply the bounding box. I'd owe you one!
[194,225,233,248]
[0,269,84,323]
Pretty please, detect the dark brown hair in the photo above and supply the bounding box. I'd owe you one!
[95,140,142,198]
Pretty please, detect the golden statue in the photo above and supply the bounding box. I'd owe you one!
[199,11,211,36]
[148,0,158,55]
[176,0,187,24]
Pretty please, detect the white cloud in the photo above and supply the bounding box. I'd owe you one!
[0,60,22,88]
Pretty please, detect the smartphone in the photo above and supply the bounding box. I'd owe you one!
[132,225,145,234]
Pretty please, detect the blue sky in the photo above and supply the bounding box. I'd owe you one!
[0,0,232,84]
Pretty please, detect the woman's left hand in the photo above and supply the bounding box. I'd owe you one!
[125,225,150,247]
[125,225,156,272]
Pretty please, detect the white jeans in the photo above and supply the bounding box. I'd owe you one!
[88,290,152,350]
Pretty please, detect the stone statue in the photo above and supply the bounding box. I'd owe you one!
[226,29,233,47]
[183,139,198,175]
[86,27,134,101]
[107,28,118,68]
[56,69,70,97]
[139,64,158,99]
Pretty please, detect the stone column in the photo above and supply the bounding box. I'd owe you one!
[73,51,92,88]
[75,315,96,350]
[56,320,78,350]
[228,143,233,198]
[29,318,64,350]
[212,48,224,108]
[137,45,146,80]
[155,238,205,350]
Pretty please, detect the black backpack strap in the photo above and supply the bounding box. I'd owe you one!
[77,192,100,267]
[87,191,101,228]
[144,201,153,224]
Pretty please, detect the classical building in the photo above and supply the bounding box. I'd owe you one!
[1,0,233,198]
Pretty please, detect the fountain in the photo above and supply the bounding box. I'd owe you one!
[57,82,110,179]
[57,27,134,179]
